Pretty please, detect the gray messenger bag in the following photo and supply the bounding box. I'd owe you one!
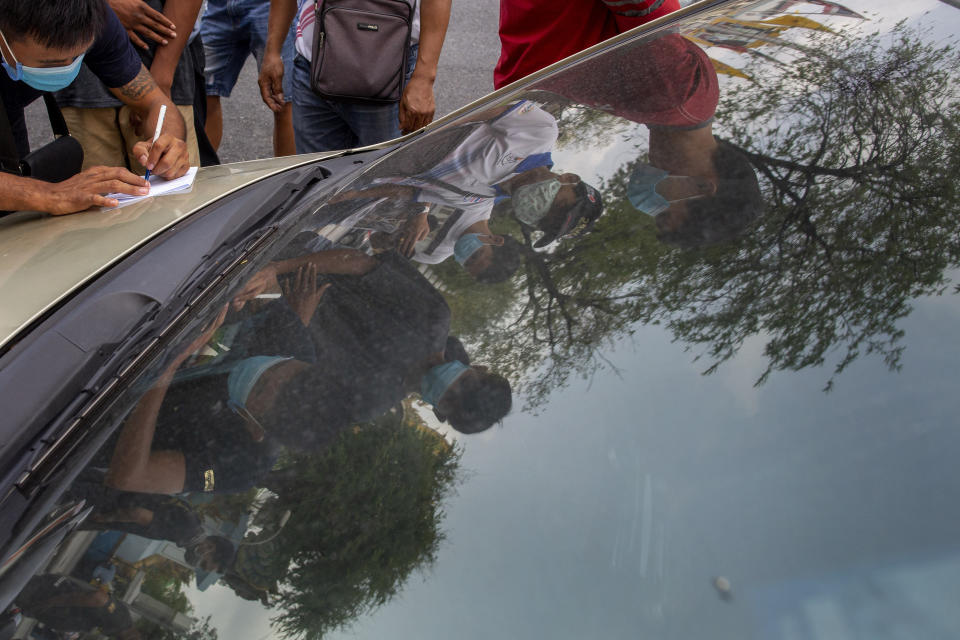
[310,0,415,104]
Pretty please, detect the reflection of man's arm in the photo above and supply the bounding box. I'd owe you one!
[232,250,378,310]
[105,307,228,494]
[328,184,417,203]
[273,249,379,277]
[104,362,186,494]
[31,585,109,613]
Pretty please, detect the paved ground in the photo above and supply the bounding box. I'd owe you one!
[25,0,500,165]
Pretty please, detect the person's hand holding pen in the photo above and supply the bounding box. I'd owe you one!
[132,104,190,181]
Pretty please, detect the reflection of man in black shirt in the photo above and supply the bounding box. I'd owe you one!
[15,574,138,639]
[263,250,512,438]
[104,249,511,496]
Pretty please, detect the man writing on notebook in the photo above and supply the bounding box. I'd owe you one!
[0,0,190,215]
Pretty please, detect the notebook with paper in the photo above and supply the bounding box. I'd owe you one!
[103,166,199,210]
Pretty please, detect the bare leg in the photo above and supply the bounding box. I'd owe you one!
[205,95,224,151]
[273,102,296,157]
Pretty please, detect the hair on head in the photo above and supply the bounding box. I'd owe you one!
[447,370,512,434]
[657,139,763,249]
[473,235,524,284]
[0,0,105,50]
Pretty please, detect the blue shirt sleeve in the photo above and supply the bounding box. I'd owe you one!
[84,7,143,89]
[514,152,554,174]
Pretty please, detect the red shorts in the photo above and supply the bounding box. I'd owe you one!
[536,34,719,128]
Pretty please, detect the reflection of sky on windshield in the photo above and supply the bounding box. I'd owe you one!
[553,122,647,193]
[319,295,960,640]
[182,283,960,639]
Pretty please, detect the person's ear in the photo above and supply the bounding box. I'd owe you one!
[490,235,505,246]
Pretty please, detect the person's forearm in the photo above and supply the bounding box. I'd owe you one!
[410,0,450,83]
[266,0,298,55]
[148,91,188,140]
[149,0,203,93]
[273,249,378,276]
[110,64,188,140]
[0,173,55,212]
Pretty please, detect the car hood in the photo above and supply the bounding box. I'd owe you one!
[0,153,335,349]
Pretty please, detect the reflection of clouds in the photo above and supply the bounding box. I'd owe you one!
[183,581,273,640]
[552,122,648,188]
[715,331,770,416]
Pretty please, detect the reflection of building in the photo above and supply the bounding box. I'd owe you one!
[682,1,865,77]
[738,0,864,20]
[23,530,197,637]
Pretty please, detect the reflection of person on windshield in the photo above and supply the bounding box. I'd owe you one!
[76,487,235,573]
[240,248,512,434]
[328,100,599,280]
[105,250,510,495]
[532,34,762,248]
[14,574,140,640]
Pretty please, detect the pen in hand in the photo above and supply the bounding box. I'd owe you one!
[143,104,167,182]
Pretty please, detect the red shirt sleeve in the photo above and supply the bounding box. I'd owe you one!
[603,0,682,33]
[494,0,682,90]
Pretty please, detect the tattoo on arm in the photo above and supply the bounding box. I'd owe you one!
[118,64,156,102]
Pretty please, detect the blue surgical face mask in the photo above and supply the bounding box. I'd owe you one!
[0,29,86,92]
[628,165,710,217]
[421,360,470,408]
[453,233,488,266]
[627,164,671,216]
[227,356,293,413]
[513,179,562,226]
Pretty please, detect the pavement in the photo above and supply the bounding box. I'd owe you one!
[25,0,500,165]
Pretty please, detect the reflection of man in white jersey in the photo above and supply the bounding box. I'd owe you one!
[328,100,567,281]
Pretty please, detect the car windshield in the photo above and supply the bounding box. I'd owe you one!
[6,1,960,638]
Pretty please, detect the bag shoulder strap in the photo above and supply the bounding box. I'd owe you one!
[0,95,23,173]
[412,174,491,200]
[0,93,71,174]
[423,207,464,255]
[42,93,70,138]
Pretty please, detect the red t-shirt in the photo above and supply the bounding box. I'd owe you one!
[494,0,681,89]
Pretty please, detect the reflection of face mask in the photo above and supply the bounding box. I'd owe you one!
[513,179,562,226]
[421,360,470,407]
[627,164,671,216]
[453,233,489,266]
[227,356,292,413]
[0,29,86,91]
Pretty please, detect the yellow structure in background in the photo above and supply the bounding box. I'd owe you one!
[683,0,865,78]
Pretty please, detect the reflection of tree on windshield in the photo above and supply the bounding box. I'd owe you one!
[225,408,461,640]
[442,23,960,406]
[642,22,960,389]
